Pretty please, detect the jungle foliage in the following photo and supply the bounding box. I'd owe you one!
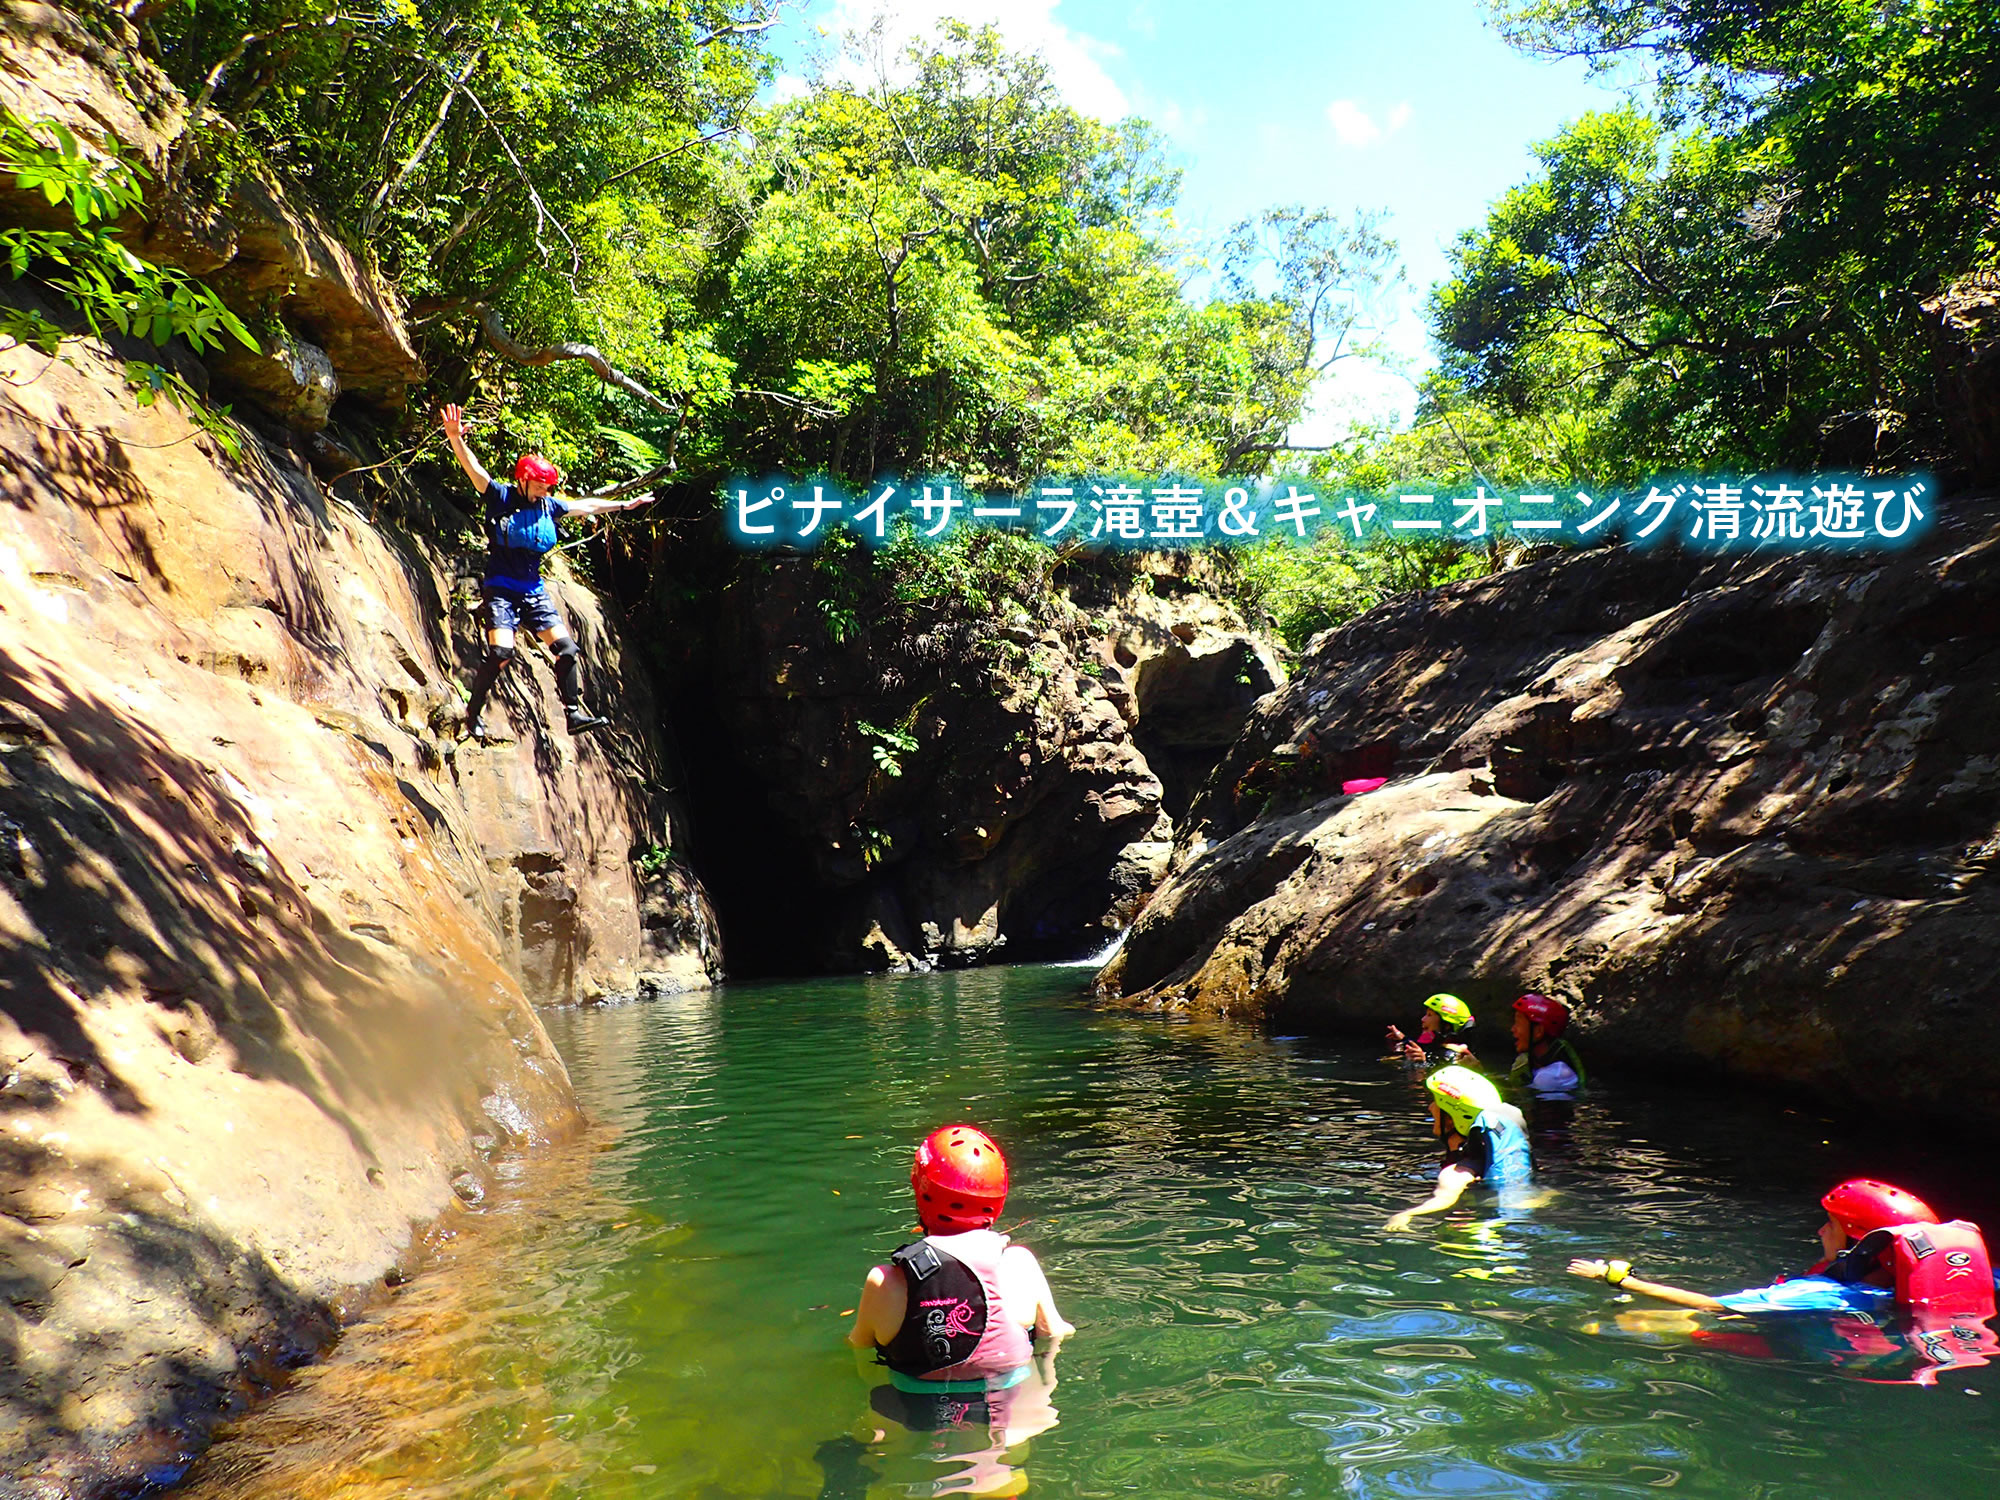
[134,4,1393,493]
[1436,0,2000,476]
[79,1,2000,655]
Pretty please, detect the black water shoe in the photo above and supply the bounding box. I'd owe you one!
[565,709,610,736]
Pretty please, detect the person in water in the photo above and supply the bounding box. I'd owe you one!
[1384,1065,1532,1231]
[1385,992,1475,1067]
[847,1124,1075,1420]
[440,403,652,740]
[1511,993,1586,1097]
[1567,1178,1995,1318]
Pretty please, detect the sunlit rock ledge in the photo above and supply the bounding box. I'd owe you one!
[1102,503,2000,1128]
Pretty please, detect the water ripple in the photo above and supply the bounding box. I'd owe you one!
[179,968,2000,1499]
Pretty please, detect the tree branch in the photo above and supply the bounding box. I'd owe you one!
[471,303,681,419]
[362,48,482,239]
[193,15,355,114]
[452,84,584,286]
[696,3,791,47]
[594,124,740,192]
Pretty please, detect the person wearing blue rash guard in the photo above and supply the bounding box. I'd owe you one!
[1568,1179,1995,1318]
[440,403,652,740]
[1385,1065,1532,1232]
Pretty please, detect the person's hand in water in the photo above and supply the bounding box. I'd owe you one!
[1568,1258,1613,1280]
[1385,1024,1406,1045]
[1400,1040,1427,1062]
[1384,1211,1416,1233]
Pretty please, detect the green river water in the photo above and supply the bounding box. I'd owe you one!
[178,965,2000,1498]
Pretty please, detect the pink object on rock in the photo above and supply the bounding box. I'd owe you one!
[1342,776,1388,796]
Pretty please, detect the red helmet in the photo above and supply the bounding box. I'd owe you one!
[1513,993,1570,1036]
[912,1124,1008,1234]
[513,453,561,487]
[1821,1179,1938,1239]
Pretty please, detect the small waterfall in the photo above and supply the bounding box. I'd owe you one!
[1057,927,1129,968]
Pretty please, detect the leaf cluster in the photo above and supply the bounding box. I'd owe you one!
[1447,1,2000,476]
[0,112,254,456]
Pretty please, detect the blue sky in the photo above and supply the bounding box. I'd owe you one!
[763,1,1645,436]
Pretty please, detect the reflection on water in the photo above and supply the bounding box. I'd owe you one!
[179,968,2000,1498]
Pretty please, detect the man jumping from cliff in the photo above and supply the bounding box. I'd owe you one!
[440,404,651,740]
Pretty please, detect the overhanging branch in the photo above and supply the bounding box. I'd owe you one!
[471,303,681,422]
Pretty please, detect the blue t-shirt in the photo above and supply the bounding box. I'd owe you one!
[483,481,569,590]
[1446,1108,1533,1186]
[1716,1276,1893,1315]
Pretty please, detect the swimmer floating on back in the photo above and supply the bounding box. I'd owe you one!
[1568,1178,1996,1317]
[1385,992,1475,1069]
[1385,1066,1532,1232]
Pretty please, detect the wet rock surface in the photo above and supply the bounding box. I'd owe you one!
[0,331,715,1491]
[1102,501,2000,1127]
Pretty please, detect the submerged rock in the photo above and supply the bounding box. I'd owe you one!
[1103,502,2000,1128]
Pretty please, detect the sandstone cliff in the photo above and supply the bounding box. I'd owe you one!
[1101,502,2000,1127]
[0,326,716,1490]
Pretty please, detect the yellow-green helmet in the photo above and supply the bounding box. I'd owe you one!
[1425,993,1473,1031]
[1426,1065,1502,1133]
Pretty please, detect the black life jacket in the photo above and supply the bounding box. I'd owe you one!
[880,1239,991,1377]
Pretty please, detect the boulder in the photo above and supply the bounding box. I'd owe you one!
[1103,503,2000,1129]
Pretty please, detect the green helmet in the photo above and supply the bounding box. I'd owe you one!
[1425,993,1473,1031]
[1426,1065,1502,1134]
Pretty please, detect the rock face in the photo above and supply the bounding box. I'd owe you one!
[699,563,1163,971]
[675,551,1278,974]
[0,3,424,425]
[1084,556,1286,821]
[1924,272,2000,489]
[1103,504,2000,1128]
[0,331,717,1491]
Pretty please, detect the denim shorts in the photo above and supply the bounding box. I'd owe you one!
[481,583,564,636]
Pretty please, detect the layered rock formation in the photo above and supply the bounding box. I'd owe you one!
[0,3,423,434]
[688,553,1281,973]
[1103,503,2000,1127]
[0,325,715,1489]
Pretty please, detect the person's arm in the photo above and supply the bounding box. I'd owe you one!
[1384,1163,1476,1232]
[846,1263,901,1349]
[1009,1247,1076,1345]
[561,494,653,518]
[439,404,492,496]
[1567,1258,1726,1312]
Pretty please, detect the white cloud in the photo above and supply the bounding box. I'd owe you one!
[808,1,1130,120]
[770,72,812,104]
[1287,304,1430,445]
[1324,98,1412,149]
